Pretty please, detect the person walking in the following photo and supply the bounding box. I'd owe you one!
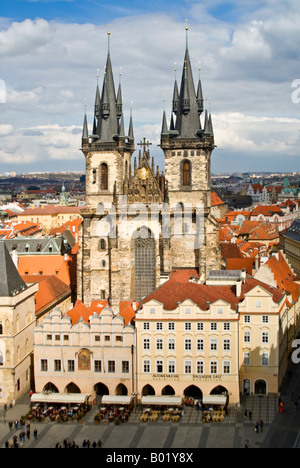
[34,429,38,440]
[255,421,259,433]
[260,420,264,433]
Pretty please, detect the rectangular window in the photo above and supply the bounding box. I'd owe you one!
[210,323,218,331]
[210,361,218,374]
[168,322,175,331]
[168,361,176,374]
[244,353,250,366]
[197,339,204,351]
[41,360,48,372]
[244,316,251,324]
[185,322,192,331]
[144,360,150,373]
[168,339,175,351]
[224,322,231,331]
[210,339,218,351]
[156,360,163,373]
[223,339,231,351]
[223,361,231,374]
[68,360,75,372]
[262,332,269,344]
[143,338,150,350]
[184,361,192,374]
[122,361,129,373]
[196,361,204,374]
[94,360,102,373]
[262,353,269,366]
[185,339,192,351]
[262,316,269,324]
[156,322,163,331]
[197,322,204,331]
[54,360,61,372]
[143,322,150,331]
[156,339,163,350]
[108,361,115,373]
[244,331,251,343]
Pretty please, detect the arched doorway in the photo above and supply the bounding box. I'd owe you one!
[142,384,155,397]
[94,383,109,397]
[65,383,81,394]
[162,385,175,396]
[184,385,203,399]
[43,382,59,394]
[116,384,128,396]
[255,380,267,395]
[210,386,228,396]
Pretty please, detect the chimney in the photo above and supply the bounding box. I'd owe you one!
[241,268,247,283]
[236,279,242,298]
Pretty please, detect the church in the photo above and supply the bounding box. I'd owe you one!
[77,28,221,309]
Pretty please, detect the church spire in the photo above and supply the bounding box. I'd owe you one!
[82,102,89,141]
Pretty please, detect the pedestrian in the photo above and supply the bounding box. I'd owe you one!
[97,440,102,448]
[260,420,264,433]
[34,429,38,440]
[5,440,9,449]
[255,421,259,433]
[280,401,284,414]
[14,420,19,430]
[26,428,31,440]
[92,441,97,449]
[244,440,250,449]
[249,410,253,421]
[9,421,13,431]
[244,409,248,418]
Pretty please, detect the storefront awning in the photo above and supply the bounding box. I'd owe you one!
[202,395,227,406]
[31,393,91,405]
[101,395,132,405]
[141,396,182,406]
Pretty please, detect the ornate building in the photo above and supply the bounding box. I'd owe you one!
[78,29,221,308]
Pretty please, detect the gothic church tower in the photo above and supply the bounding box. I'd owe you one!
[160,27,220,280]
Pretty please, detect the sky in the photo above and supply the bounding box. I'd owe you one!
[0,0,300,174]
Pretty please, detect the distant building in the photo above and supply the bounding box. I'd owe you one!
[280,219,300,276]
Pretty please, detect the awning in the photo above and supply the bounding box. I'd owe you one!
[202,395,227,406]
[141,396,182,406]
[31,393,91,405]
[101,395,132,405]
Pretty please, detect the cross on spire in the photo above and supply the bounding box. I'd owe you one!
[137,138,152,154]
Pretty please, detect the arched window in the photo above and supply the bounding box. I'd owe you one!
[101,163,108,191]
[182,160,191,187]
[0,323,3,335]
[134,227,155,302]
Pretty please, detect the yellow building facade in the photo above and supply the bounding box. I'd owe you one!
[136,270,287,405]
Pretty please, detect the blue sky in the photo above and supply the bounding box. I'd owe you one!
[0,0,300,173]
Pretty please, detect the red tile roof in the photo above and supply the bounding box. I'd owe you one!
[141,269,285,311]
[22,275,71,316]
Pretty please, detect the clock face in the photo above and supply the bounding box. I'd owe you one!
[138,167,149,181]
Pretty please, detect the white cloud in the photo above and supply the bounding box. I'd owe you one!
[0,3,299,172]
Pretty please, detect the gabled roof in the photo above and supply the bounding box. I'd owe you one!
[141,268,285,312]
[0,241,27,297]
[22,275,71,316]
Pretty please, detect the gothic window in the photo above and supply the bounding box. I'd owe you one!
[101,163,108,191]
[134,227,155,302]
[99,239,106,251]
[182,160,191,187]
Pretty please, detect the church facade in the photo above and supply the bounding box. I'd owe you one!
[77,30,221,309]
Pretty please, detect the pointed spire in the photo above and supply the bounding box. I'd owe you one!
[0,241,27,297]
[119,113,125,137]
[208,112,214,136]
[197,63,204,115]
[203,109,210,134]
[94,69,101,119]
[116,68,123,119]
[82,103,89,140]
[172,63,179,115]
[161,110,168,135]
[128,103,134,140]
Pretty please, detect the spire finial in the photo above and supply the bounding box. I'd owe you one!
[185,19,189,50]
[107,24,111,54]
